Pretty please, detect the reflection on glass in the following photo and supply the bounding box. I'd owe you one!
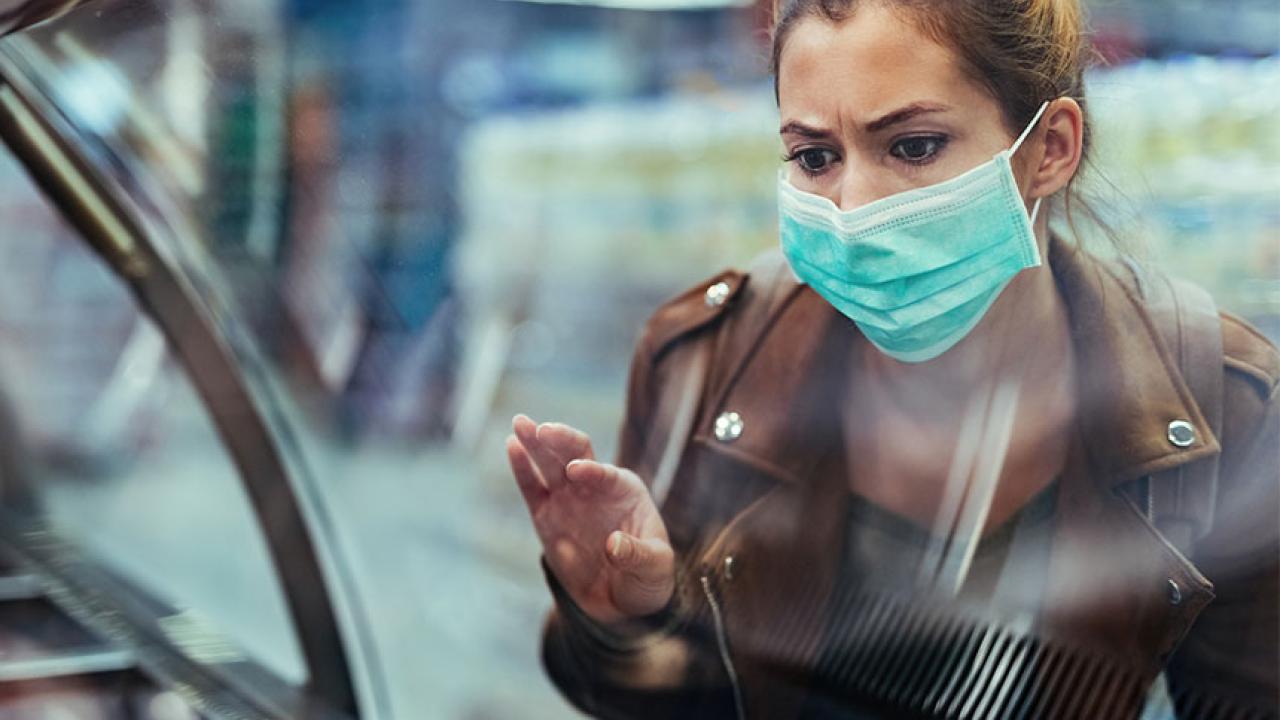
[0,148,307,686]
[0,0,1275,717]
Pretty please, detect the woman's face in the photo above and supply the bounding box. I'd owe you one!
[778,6,1029,210]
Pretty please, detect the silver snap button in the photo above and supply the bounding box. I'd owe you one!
[1167,420,1197,448]
[704,281,731,308]
[1167,578,1183,606]
[723,556,735,581]
[713,412,744,443]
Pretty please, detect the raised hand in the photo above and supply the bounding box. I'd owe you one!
[507,414,674,625]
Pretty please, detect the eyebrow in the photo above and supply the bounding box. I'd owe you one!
[779,102,952,138]
[778,121,832,139]
[865,102,951,132]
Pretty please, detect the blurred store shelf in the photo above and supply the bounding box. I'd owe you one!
[1090,0,1280,56]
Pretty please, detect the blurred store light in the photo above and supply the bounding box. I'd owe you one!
[47,54,128,135]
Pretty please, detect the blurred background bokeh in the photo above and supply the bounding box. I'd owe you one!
[0,0,1275,717]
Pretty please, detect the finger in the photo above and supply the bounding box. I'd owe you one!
[506,434,548,513]
[512,413,539,443]
[536,422,595,464]
[606,531,671,570]
[513,414,568,492]
[605,532,675,602]
[564,459,634,499]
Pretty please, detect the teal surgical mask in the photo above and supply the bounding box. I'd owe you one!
[779,101,1051,363]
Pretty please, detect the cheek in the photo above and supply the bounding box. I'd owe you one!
[889,137,1002,191]
[787,168,840,203]
[917,152,985,185]
[788,150,919,210]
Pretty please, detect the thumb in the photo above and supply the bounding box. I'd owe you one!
[605,531,672,579]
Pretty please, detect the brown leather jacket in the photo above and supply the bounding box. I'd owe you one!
[541,238,1280,719]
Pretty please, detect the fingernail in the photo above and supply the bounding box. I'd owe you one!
[608,532,624,559]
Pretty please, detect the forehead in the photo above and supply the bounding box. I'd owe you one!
[777,6,985,122]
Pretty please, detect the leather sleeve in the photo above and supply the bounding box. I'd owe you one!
[540,556,735,719]
[1167,340,1280,715]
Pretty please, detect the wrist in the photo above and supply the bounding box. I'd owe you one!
[541,557,678,650]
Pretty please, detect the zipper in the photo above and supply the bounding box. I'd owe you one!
[701,574,746,720]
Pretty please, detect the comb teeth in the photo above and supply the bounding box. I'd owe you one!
[794,592,1277,719]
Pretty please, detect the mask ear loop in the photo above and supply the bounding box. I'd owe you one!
[1011,100,1052,156]
[1014,101,1052,231]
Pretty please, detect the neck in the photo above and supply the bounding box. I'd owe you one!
[844,228,1079,536]
[860,239,1074,423]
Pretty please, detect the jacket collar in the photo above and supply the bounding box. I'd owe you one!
[701,237,1219,488]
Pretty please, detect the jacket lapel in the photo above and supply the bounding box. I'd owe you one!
[1041,428,1214,681]
[687,287,852,718]
[1040,239,1220,678]
[694,287,843,488]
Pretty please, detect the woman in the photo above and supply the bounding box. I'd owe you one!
[506,1,1279,717]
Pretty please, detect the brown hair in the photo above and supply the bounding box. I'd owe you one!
[770,0,1104,238]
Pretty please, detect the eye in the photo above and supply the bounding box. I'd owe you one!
[787,147,839,176]
[890,135,948,164]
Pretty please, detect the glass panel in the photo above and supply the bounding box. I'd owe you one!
[0,146,307,686]
[2,0,1276,717]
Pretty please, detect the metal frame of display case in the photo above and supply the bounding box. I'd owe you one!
[0,5,363,718]
[0,0,80,37]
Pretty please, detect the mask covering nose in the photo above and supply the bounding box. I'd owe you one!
[778,101,1051,363]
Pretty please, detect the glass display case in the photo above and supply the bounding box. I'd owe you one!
[0,1,367,717]
[0,0,1275,718]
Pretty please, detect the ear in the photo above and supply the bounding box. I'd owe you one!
[1025,97,1084,200]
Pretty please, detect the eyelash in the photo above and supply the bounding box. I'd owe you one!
[889,134,949,166]
[783,134,951,178]
[782,147,839,178]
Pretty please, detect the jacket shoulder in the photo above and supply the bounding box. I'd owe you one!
[635,268,747,362]
[635,250,795,362]
[1113,255,1279,400]
[1221,311,1280,400]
